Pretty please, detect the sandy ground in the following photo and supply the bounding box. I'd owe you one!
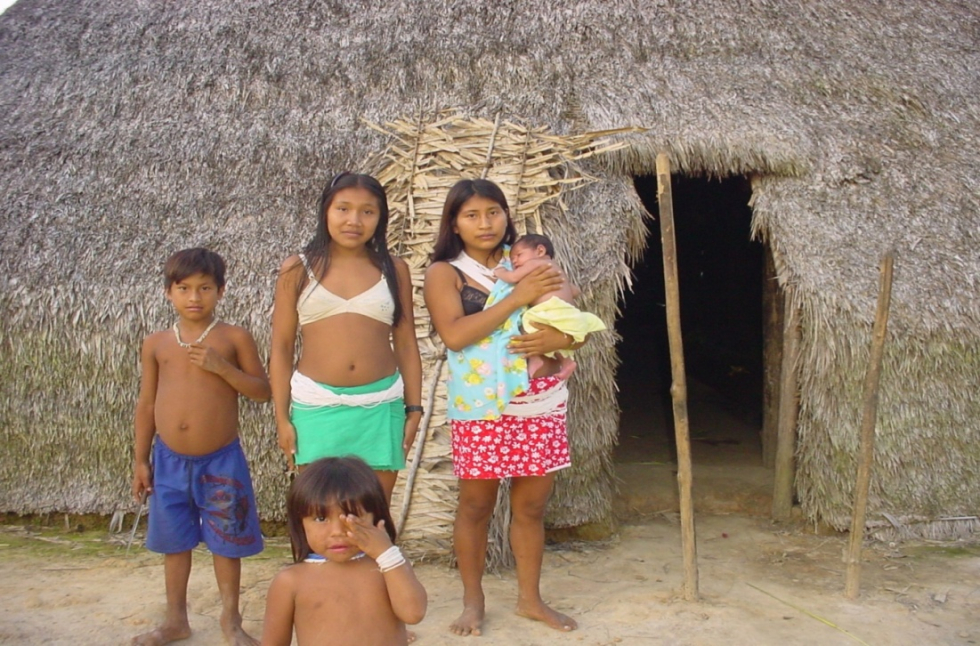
[1,514,978,646]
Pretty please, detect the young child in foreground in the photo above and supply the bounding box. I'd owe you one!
[131,247,271,646]
[262,456,427,646]
[493,233,606,379]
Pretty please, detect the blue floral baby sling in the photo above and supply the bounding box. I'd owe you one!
[447,250,529,421]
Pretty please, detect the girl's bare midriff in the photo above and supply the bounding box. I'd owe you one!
[296,314,397,386]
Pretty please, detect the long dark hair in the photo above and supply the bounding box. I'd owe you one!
[300,172,402,325]
[286,456,397,563]
[430,178,518,263]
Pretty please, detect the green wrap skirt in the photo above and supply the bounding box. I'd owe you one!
[291,372,405,470]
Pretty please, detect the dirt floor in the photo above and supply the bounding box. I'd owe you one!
[1,512,979,645]
[3,379,977,645]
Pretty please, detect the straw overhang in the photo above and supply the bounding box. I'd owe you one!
[1,0,978,547]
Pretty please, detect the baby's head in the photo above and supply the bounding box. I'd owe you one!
[510,234,554,269]
[286,456,395,563]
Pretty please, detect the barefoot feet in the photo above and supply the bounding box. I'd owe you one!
[515,598,577,632]
[220,612,259,646]
[131,621,192,646]
[449,605,485,636]
[555,357,577,381]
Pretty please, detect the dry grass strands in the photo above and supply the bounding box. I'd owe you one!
[368,111,633,567]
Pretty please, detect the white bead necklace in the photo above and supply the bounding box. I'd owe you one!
[172,319,219,348]
[304,551,366,563]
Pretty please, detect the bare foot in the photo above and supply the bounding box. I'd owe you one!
[515,599,577,632]
[220,613,258,646]
[555,357,577,381]
[527,355,544,379]
[449,605,485,636]
[131,621,192,645]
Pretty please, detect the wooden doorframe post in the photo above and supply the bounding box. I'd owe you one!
[656,153,699,601]
[772,285,801,521]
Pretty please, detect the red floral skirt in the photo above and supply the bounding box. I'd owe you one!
[451,376,570,479]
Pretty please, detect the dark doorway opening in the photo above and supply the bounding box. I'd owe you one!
[615,174,764,468]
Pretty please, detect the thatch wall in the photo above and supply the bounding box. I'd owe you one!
[2,0,979,546]
[365,114,637,556]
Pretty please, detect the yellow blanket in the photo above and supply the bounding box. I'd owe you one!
[522,296,606,357]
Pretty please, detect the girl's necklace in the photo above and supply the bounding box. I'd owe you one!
[173,319,219,348]
[304,552,366,563]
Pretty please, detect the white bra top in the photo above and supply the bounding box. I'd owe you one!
[296,254,395,326]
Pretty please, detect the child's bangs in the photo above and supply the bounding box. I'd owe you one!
[304,495,363,519]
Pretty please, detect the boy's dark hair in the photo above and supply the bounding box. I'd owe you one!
[286,456,396,563]
[300,172,402,325]
[514,233,554,259]
[431,178,518,263]
[163,247,226,289]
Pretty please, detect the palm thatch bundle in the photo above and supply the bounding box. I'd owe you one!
[364,112,632,560]
[1,0,979,552]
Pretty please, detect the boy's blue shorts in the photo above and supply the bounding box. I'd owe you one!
[146,437,264,558]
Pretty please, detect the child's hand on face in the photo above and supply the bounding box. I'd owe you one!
[187,343,228,374]
[342,514,394,560]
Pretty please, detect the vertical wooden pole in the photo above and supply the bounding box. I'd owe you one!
[761,244,784,469]
[397,357,445,536]
[772,285,801,521]
[845,251,895,599]
[656,153,699,601]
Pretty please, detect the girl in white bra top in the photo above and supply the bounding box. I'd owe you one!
[269,172,423,503]
[296,252,395,326]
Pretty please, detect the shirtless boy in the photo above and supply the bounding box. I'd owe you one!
[131,247,271,646]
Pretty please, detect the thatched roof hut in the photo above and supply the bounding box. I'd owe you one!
[2,0,978,555]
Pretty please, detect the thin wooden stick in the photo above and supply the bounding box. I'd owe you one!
[656,152,699,601]
[481,113,502,179]
[845,251,895,599]
[404,108,425,239]
[397,357,445,537]
[125,491,147,555]
[772,285,801,520]
[513,130,533,233]
[747,583,872,645]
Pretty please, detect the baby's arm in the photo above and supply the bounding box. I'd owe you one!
[187,326,271,402]
[261,568,297,646]
[493,257,552,284]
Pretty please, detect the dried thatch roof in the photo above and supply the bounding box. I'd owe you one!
[2,0,979,544]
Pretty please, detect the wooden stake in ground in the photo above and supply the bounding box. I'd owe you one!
[845,250,896,599]
[397,357,445,537]
[656,152,699,601]
[772,286,801,521]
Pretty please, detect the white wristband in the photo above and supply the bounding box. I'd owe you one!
[375,545,406,573]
